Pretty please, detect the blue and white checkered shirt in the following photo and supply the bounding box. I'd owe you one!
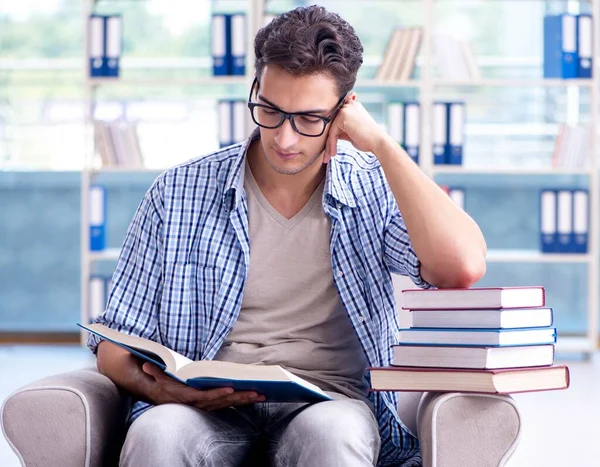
[88,134,431,466]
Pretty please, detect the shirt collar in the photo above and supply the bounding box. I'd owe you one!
[223,130,357,210]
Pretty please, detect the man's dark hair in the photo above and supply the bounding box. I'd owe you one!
[254,5,364,98]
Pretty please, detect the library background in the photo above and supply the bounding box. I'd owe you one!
[2,1,600,466]
[1,0,596,351]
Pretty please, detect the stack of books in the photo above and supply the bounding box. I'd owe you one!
[370,286,570,394]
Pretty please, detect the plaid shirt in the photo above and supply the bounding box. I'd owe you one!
[88,135,431,466]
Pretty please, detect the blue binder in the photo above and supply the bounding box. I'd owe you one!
[88,15,106,77]
[212,14,230,76]
[543,14,578,79]
[89,185,106,251]
[577,14,593,78]
[230,14,246,76]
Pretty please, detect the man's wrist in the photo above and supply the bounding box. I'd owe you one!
[372,132,398,160]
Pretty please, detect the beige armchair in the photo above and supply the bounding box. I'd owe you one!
[1,366,521,467]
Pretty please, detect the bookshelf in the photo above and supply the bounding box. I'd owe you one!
[80,0,599,354]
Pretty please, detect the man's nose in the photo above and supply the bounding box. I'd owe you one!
[274,118,300,149]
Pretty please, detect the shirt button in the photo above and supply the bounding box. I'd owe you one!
[336,270,343,278]
[358,315,365,322]
[336,202,342,209]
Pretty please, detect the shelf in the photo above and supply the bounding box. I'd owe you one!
[432,166,591,176]
[88,76,248,87]
[485,249,591,263]
[89,248,121,262]
[356,79,422,88]
[88,166,164,173]
[432,78,595,88]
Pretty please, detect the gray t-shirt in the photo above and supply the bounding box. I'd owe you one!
[213,161,371,406]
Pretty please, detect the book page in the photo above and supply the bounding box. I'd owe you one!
[177,360,287,382]
[82,323,193,372]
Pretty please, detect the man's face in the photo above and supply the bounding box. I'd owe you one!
[254,66,341,176]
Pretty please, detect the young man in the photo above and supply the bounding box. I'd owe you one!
[89,5,486,467]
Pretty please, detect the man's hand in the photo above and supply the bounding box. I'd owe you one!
[142,362,265,411]
[324,95,388,163]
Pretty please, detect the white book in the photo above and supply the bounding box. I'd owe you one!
[392,344,555,369]
[401,286,546,310]
[397,327,557,347]
[402,307,553,329]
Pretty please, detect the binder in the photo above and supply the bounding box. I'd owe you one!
[432,102,447,165]
[543,14,578,79]
[212,14,230,76]
[403,102,420,164]
[89,275,108,321]
[447,102,464,165]
[540,189,557,253]
[89,185,106,251]
[387,102,404,146]
[449,187,465,211]
[104,15,122,78]
[556,189,574,253]
[218,100,233,147]
[577,14,593,78]
[232,100,247,144]
[88,15,105,77]
[230,14,246,76]
[573,189,589,253]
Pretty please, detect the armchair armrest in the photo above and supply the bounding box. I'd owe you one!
[417,392,522,467]
[1,367,130,467]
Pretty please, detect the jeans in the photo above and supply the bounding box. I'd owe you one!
[120,392,381,467]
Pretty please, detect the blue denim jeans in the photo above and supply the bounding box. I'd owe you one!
[120,392,381,467]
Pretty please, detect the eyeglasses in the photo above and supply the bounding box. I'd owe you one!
[247,77,347,137]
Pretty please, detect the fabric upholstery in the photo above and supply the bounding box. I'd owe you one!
[417,392,521,467]
[1,367,128,467]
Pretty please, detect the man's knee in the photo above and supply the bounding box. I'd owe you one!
[277,400,381,466]
[121,404,201,463]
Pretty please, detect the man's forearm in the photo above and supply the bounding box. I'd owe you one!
[374,133,487,288]
[96,340,158,404]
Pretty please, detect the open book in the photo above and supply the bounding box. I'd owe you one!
[79,323,332,403]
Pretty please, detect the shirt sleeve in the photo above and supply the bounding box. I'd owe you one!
[87,176,165,354]
[383,204,434,290]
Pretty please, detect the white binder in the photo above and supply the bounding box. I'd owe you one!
[556,190,573,252]
[573,189,589,253]
[540,190,557,253]
[88,15,105,77]
[387,103,404,145]
[403,103,420,163]
[230,14,246,75]
[432,102,447,164]
[449,188,465,211]
[232,101,247,144]
[218,100,232,148]
[105,15,122,77]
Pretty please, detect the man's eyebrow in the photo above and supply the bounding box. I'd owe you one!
[257,93,328,114]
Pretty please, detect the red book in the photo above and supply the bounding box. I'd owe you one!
[401,286,545,310]
[369,365,569,394]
